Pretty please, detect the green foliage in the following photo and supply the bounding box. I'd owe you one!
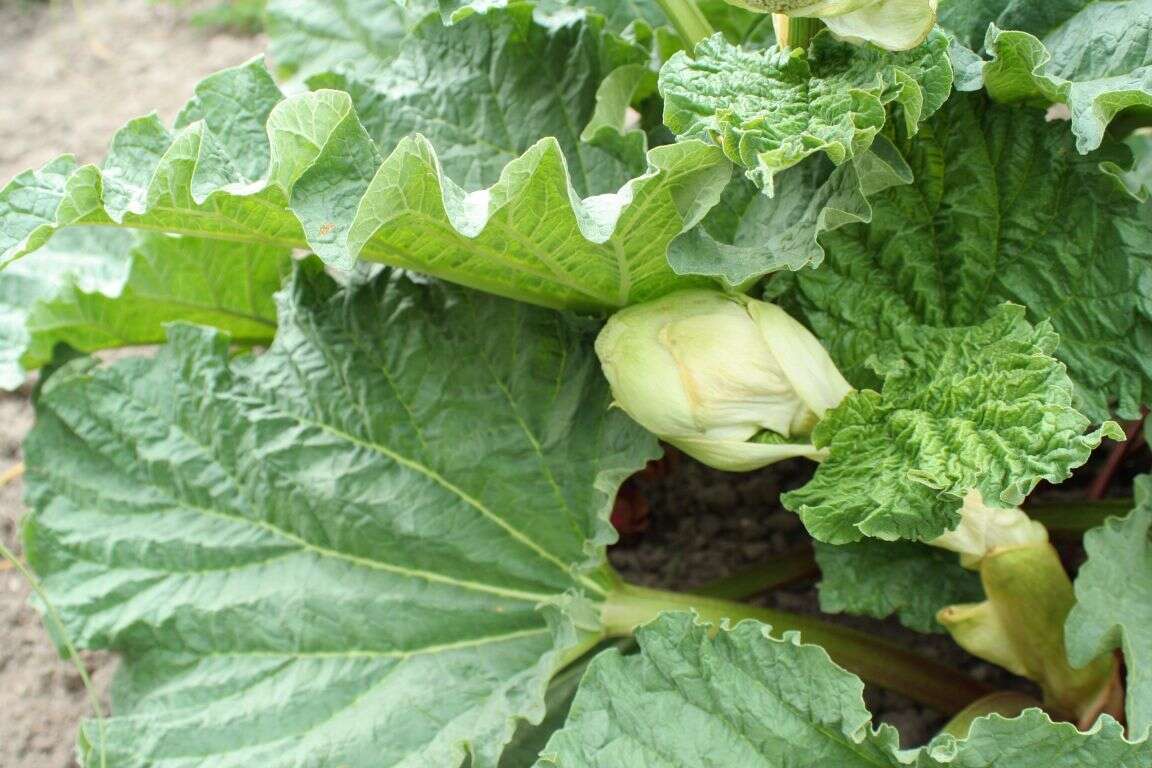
[1067,475,1152,738]
[0,228,287,389]
[771,93,1152,422]
[947,0,1152,153]
[815,539,983,632]
[25,266,658,767]
[660,28,952,192]
[538,613,1151,766]
[0,56,726,314]
[3,0,1152,764]
[783,306,1118,543]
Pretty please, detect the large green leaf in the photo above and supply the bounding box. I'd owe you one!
[659,28,952,191]
[0,228,288,389]
[1066,474,1152,739]
[954,0,1152,153]
[24,266,658,767]
[0,58,728,312]
[783,306,1118,544]
[536,613,1151,766]
[537,613,906,766]
[309,6,652,195]
[769,92,1152,422]
[814,540,982,633]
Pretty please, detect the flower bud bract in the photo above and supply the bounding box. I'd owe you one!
[931,490,1049,569]
[595,290,852,471]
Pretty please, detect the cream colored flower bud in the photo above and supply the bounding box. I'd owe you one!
[594,290,852,471]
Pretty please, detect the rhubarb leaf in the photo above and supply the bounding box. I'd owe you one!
[783,306,1118,544]
[960,0,1152,154]
[536,612,906,766]
[536,613,1150,766]
[0,58,728,312]
[659,28,952,192]
[307,6,652,194]
[769,93,1152,422]
[1066,474,1152,738]
[0,229,288,389]
[24,266,658,768]
[815,540,982,633]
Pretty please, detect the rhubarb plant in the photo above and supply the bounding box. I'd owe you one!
[2,0,1152,765]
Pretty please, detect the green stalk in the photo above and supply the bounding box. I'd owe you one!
[773,13,822,49]
[1028,499,1132,538]
[691,546,817,601]
[602,581,995,714]
[654,0,714,48]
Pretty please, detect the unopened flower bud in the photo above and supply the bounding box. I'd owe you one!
[595,290,851,471]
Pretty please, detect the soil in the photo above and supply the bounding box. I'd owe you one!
[0,2,264,766]
[0,2,1145,766]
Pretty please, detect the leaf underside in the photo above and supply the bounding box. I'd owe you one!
[668,135,914,284]
[306,6,653,196]
[814,539,982,633]
[950,0,1152,153]
[0,228,288,390]
[0,57,727,313]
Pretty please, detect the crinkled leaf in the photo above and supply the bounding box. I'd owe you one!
[659,29,952,191]
[265,0,436,84]
[308,6,651,194]
[0,228,287,389]
[439,0,667,30]
[669,135,912,284]
[0,58,728,312]
[536,613,906,766]
[815,540,983,633]
[1066,474,1152,738]
[769,92,1152,421]
[783,305,1119,544]
[24,266,659,767]
[536,613,1150,766]
[960,1,1152,154]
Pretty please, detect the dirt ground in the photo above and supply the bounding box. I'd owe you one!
[0,2,264,765]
